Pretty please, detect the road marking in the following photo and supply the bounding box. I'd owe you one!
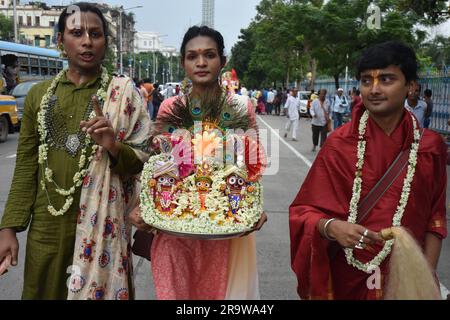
[6,154,16,159]
[257,116,312,168]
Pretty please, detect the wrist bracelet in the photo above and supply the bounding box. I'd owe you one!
[323,218,337,241]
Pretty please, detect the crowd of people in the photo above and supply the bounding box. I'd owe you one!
[0,1,447,301]
[234,79,435,154]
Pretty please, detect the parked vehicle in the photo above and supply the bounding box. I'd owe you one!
[297,91,310,117]
[10,80,42,124]
[0,95,19,142]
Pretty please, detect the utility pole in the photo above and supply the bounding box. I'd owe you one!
[13,0,18,43]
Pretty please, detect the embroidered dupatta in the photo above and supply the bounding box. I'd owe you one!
[68,76,151,300]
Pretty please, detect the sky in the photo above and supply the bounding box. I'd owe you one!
[27,0,450,50]
[42,0,262,53]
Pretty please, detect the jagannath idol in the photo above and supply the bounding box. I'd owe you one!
[139,92,266,237]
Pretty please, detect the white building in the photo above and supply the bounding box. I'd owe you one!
[0,0,61,47]
[134,31,179,57]
[134,32,164,53]
[202,0,214,28]
[0,1,135,55]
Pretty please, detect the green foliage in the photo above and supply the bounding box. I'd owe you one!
[0,14,14,41]
[103,47,116,75]
[229,0,450,89]
[123,51,184,83]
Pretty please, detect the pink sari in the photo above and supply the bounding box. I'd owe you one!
[151,95,260,300]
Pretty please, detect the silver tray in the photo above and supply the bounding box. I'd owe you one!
[150,224,253,240]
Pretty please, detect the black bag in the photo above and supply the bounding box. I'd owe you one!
[131,230,154,261]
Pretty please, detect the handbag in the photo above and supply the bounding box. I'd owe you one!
[326,119,332,132]
[328,130,423,260]
[131,230,154,261]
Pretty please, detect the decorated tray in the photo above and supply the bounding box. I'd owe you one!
[139,93,266,239]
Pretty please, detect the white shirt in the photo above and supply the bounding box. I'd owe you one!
[405,99,427,127]
[284,95,301,120]
[267,91,275,103]
[310,99,331,126]
[332,94,349,113]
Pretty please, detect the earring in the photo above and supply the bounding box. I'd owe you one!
[59,44,67,58]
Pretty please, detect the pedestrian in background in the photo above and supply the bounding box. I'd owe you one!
[405,83,427,127]
[284,88,301,141]
[332,88,349,129]
[423,89,433,129]
[310,89,331,152]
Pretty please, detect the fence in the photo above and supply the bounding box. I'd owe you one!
[312,74,450,135]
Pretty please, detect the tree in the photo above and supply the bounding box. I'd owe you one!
[395,0,450,25]
[103,47,116,75]
[230,0,449,88]
[0,14,14,41]
[421,35,450,70]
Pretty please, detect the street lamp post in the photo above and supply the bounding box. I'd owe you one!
[138,59,142,79]
[119,6,143,75]
[152,50,156,83]
[13,0,18,43]
[344,53,349,95]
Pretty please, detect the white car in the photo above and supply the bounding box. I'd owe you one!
[297,91,310,117]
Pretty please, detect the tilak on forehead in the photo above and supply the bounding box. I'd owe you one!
[370,70,381,86]
[67,11,95,38]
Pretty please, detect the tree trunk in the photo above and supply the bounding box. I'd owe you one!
[334,74,340,90]
[310,58,317,91]
[286,68,290,88]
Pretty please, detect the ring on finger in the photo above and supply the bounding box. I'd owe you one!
[359,235,365,243]
[354,242,364,250]
[363,229,369,237]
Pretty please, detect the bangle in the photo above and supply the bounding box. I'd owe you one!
[323,218,337,241]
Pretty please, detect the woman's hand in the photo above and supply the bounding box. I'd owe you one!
[80,96,120,158]
[241,212,267,237]
[322,219,384,249]
[128,206,155,233]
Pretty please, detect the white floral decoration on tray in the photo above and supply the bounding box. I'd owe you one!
[139,133,264,236]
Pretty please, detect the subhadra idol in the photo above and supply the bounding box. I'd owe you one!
[140,94,266,238]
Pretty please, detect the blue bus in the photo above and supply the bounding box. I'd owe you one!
[0,40,67,80]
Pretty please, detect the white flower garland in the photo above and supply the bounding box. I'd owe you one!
[140,154,263,235]
[344,110,421,273]
[38,67,110,216]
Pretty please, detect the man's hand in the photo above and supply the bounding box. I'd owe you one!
[322,219,383,249]
[80,95,120,158]
[0,228,19,270]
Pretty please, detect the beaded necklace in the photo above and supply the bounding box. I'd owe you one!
[37,67,109,216]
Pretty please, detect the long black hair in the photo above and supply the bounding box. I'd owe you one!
[58,2,109,48]
[180,25,226,64]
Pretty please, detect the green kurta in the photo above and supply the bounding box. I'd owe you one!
[0,72,144,299]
